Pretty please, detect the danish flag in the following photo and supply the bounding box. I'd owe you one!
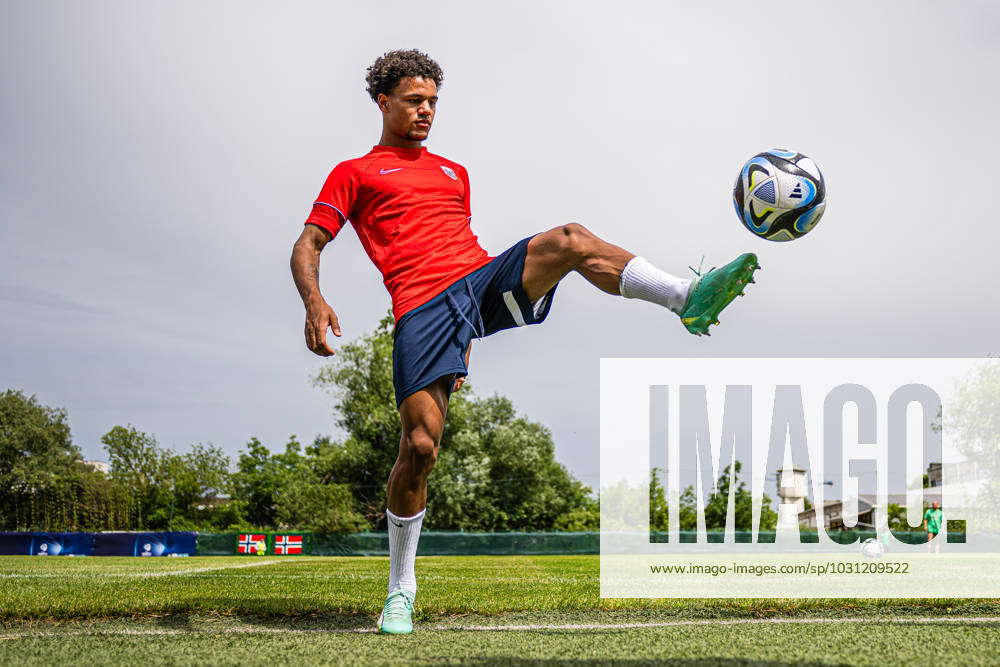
[238,534,266,554]
[274,534,303,555]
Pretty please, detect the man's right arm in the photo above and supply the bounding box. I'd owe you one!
[291,223,341,356]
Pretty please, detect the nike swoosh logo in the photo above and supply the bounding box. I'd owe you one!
[379,168,403,175]
[390,520,403,528]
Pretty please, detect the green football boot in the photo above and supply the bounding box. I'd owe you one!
[679,253,761,336]
[377,589,415,635]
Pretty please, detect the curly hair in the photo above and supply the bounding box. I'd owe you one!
[365,49,443,102]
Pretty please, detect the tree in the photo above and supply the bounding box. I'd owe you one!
[426,394,595,531]
[1,390,79,488]
[102,425,243,531]
[943,360,1000,529]
[274,481,368,533]
[649,467,669,532]
[0,390,84,529]
[102,425,175,529]
[552,501,599,531]
[166,443,241,530]
[312,313,598,531]
[677,462,778,532]
[0,391,135,531]
[232,436,311,528]
[886,503,908,531]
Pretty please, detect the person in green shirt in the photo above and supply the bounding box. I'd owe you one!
[923,501,943,553]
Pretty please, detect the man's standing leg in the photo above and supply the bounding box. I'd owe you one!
[378,375,451,635]
[521,223,759,336]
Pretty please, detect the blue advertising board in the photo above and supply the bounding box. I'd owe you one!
[0,532,94,556]
[93,532,196,556]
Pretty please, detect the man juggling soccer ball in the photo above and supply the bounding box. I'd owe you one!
[290,49,760,634]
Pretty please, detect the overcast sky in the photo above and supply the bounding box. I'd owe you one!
[2,1,998,491]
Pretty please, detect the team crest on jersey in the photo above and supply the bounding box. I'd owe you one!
[440,165,458,180]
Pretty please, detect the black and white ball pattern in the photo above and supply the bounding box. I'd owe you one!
[733,149,827,242]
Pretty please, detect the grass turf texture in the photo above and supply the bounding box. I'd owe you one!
[5,618,1000,666]
[2,556,999,665]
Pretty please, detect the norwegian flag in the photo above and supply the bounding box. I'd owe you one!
[238,534,266,554]
[274,534,303,555]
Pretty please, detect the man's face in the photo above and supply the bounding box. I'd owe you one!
[378,77,438,142]
[933,502,940,509]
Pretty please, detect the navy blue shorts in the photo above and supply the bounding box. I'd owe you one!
[392,234,557,406]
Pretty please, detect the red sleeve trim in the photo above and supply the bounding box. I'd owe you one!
[305,202,346,239]
[313,201,347,220]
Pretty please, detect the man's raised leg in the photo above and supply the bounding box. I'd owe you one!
[522,223,759,336]
[378,375,451,635]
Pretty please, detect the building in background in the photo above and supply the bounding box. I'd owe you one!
[778,462,976,531]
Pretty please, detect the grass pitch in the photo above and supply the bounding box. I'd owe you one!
[2,555,999,665]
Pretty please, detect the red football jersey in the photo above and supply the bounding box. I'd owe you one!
[305,145,494,320]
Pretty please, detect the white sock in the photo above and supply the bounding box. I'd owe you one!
[387,508,425,594]
[619,256,691,314]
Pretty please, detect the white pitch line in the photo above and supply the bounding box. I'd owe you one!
[0,616,998,640]
[0,559,288,579]
[0,626,377,639]
[440,616,1000,631]
[132,559,288,578]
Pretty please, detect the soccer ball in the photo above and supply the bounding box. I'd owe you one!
[733,149,827,242]
[861,537,884,558]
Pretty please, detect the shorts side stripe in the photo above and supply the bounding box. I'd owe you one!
[502,290,526,327]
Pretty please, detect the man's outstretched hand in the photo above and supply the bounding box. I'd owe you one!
[291,224,339,356]
[304,299,341,356]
